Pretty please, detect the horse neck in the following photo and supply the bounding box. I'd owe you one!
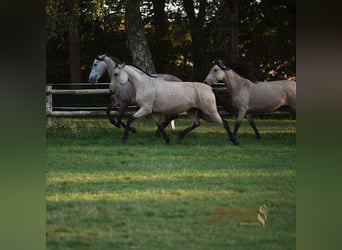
[103,57,117,79]
[224,69,251,93]
[125,66,152,91]
[101,57,120,92]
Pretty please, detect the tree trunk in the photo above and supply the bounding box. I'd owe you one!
[67,0,81,83]
[151,0,168,72]
[94,19,106,54]
[68,25,81,83]
[183,0,208,80]
[228,0,239,64]
[124,0,156,73]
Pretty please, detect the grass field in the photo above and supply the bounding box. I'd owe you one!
[46,117,296,249]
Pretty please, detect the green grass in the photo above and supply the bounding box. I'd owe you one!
[46,117,296,250]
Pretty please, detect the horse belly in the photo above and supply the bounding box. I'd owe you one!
[153,95,195,114]
[152,84,196,114]
[249,87,285,112]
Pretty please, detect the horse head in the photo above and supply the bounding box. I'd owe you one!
[113,63,128,85]
[203,63,226,86]
[89,54,108,83]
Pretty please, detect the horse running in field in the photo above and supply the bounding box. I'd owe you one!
[112,63,238,145]
[89,54,181,133]
[204,61,296,140]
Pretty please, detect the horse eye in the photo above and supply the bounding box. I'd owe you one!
[114,73,118,76]
[214,69,218,72]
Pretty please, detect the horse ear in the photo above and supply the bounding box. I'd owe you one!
[118,63,126,69]
[218,60,228,70]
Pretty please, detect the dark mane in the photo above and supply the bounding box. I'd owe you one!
[95,54,104,61]
[130,64,157,78]
[106,55,122,64]
[95,54,122,65]
[216,60,258,83]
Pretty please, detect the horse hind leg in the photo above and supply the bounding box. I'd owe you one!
[152,114,170,145]
[245,113,261,139]
[200,110,238,145]
[177,109,200,144]
[155,114,179,137]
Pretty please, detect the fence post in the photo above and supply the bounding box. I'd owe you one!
[46,85,53,127]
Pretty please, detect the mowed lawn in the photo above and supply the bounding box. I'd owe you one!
[46,117,296,250]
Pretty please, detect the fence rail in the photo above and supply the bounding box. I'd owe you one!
[45,83,227,117]
[46,83,293,126]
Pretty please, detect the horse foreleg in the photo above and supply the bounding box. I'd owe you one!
[245,113,261,139]
[123,107,151,144]
[233,110,247,139]
[123,116,136,144]
[155,114,179,136]
[177,110,200,144]
[116,103,136,133]
[107,100,120,128]
[152,115,170,144]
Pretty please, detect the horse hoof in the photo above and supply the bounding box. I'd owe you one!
[111,122,121,128]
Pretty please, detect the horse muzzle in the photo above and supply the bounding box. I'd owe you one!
[89,74,98,84]
[203,79,213,86]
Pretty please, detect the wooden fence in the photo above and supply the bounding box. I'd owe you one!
[46,83,293,126]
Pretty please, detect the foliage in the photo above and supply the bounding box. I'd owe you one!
[46,118,296,249]
[46,0,295,82]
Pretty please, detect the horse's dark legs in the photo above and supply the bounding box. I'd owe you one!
[155,122,170,145]
[233,111,246,140]
[177,122,200,144]
[106,101,120,128]
[155,114,179,136]
[116,103,136,133]
[177,110,201,144]
[245,113,261,139]
[123,116,137,143]
[222,119,239,145]
[123,107,151,144]
[107,101,136,133]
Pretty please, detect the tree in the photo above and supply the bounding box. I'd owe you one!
[151,0,168,72]
[124,0,156,73]
[46,0,296,83]
[182,0,209,80]
[67,0,82,83]
[46,0,107,82]
[227,0,239,64]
